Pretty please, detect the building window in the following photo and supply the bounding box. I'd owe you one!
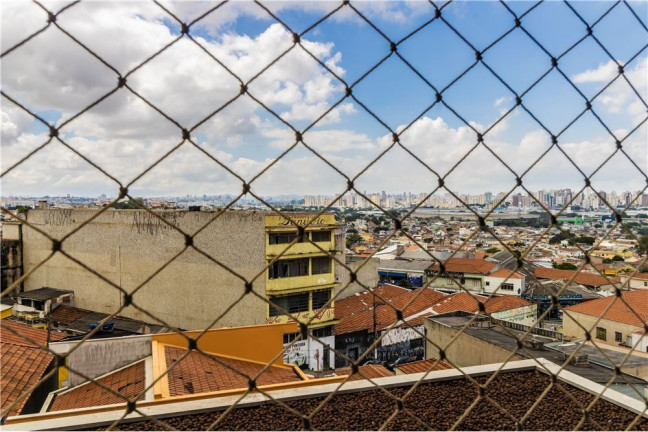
[283,332,300,344]
[460,277,466,285]
[269,293,309,316]
[312,289,331,310]
[312,257,331,275]
[269,258,309,279]
[615,332,623,342]
[311,325,333,338]
[312,230,331,242]
[501,283,514,291]
[596,327,607,341]
[269,232,304,244]
[485,281,490,286]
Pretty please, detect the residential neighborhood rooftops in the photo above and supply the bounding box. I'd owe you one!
[429,292,532,316]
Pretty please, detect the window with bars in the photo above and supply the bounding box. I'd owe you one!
[268,258,309,279]
[269,293,309,316]
[311,257,331,275]
[501,283,515,291]
[312,289,331,310]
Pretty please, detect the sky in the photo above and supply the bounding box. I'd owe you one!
[1,0,647,199]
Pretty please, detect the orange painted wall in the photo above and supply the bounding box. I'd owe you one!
[152,322,297,366]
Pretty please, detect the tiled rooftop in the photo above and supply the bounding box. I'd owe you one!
[430,292,532,315]
[564,290,648,327]
[164,346,302,396]
[0,319,67,347]
[394,358,453,374]
[335,288,446,335]
[335,364,394,381]
[428,258,497,275]
[535,267,615,287]
[488,268,524,279]
[335,284,411,320]
[1,343,54,417]
[49,360,146,412]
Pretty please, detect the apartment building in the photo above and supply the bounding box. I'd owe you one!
[14,209,341,370]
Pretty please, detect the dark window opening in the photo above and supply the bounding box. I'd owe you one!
[312,289,331,310]
[615,332,623,342]
[311,325,333,338]
[312,230,331,242]
[269,232,305,245]
[269,293,309,316]
[312,257,331,275]
[283,332,300,344]
[269,258,309,279]
[596,327,607,341]
[501,283,514,291]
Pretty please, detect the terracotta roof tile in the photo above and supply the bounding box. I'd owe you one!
[428,258,496,275]
[49,360,145,412]
[395,358,453,374]
[335,364,394,381]
[0,320,66,347]
[535,267,612,287]
[629,272,648,280]
[164,346,301,396]
[335,284,411,321]
[1,343,54,417]
[336,288,446,335]
[564,290,648,327]
[430,292,532,315]
[489,269,524,279]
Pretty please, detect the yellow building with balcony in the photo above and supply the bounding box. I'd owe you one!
[264,214,341,331]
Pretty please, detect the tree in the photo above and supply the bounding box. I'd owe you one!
[485,247,501,254]
[553,262,577,270]
[612,255,624,262]
[346,233,363,248]
[112,199,140,209]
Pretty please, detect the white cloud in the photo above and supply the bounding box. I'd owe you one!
[572,60,618,84]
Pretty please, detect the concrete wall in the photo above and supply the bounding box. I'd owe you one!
[50,335,152,387]
[424,319,523,367]
[335,258,379,299]
[22,209,268,330]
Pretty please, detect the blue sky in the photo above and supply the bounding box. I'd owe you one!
[2,0,647,197]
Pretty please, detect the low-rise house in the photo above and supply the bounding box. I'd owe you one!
[620,272,648,290]
[562,290,648,350]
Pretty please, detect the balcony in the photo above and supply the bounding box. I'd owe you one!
[266,240,335,258]
[266,272,336,294]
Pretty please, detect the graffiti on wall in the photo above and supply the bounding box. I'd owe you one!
[283,340,308,367]
[131,211,185,235]
[381,325,424,346]
[492,305,537,326]
[44,209,74,226]
[265,306,334,325]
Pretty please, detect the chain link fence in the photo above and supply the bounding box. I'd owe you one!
[1,0,647,430]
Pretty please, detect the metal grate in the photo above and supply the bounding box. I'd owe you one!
[1,0,647,430]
